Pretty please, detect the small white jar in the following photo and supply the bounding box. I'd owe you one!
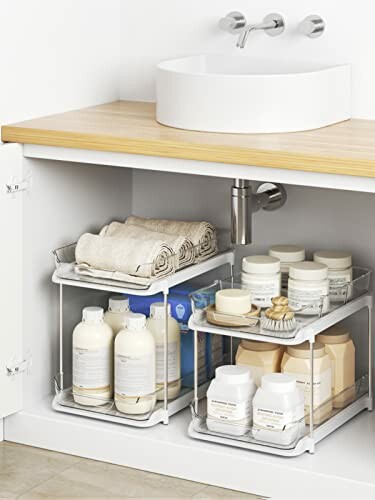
[252,373,305,446]
[207,365,256,437]
[269,245,306,289]
[241,255,281,308]
[313,251,353,302]
[288,261,330,315]
[104,295,131,334]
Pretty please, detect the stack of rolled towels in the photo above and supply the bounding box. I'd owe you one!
[75,215,218,286]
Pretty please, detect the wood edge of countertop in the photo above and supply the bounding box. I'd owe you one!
[3,124,375,179]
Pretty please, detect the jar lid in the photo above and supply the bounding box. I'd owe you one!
[240,339,280,352]
[108,295,129,313]
[82,306,104,323]
[313,250,352,270]
[287,341,326,359]
[125,312,146,331]
[150,301,171,320]
[242,255,280,275]
[261,373,297,394]
[215,365,252,385]
[289,261,328,281]
[269,245,306,263]
[317,325,350,344]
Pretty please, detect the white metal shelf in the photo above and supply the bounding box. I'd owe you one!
[189,294,373,346]
[52,250,235,296]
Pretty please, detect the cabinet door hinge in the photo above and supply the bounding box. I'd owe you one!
[6,352,32,377]
[5,172,31,197]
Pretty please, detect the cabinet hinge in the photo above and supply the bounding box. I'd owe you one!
[5,172,31,197]
[6,352,32,377]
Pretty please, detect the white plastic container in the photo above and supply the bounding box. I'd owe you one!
[73,306,114,407]
[115,313,156,415]
[288,261,330,315]
[146,302,181,401]
[104,295,130,334]
[313,250,353,302]
[252,373,305,446]
[207,365,256,437]
[269,245,306,288]
[241,255,281,308]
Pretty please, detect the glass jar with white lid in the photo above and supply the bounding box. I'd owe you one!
[241,255,281,308]
[313,250,353,302]
[288,261,330,315]
[269,245,306,289]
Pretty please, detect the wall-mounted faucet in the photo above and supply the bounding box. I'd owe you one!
[219,11,285,49]
[231,180,287,245]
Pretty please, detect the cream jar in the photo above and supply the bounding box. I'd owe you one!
[252,373,305,446]
[241,256,281,308]
[313,251,353,302]
[288,261,330,315]
[281,341,332,424]
[317,325,355,408]
[235,339,284,387]
[269,245,306,289]
[207,365,256,437]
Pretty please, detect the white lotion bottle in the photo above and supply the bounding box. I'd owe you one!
[146,302,181,400]
[73,306,114,407]
[115,313,156,415]
[104,295,130,334]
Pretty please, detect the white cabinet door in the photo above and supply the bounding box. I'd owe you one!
[0,143,23,417]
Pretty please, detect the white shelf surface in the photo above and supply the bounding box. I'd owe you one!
[52,251,234,296]
[5,397,375,499]
[189,294,373,345]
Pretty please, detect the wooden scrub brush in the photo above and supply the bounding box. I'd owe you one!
[262,296,296,332]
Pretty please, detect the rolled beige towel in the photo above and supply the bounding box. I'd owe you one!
[75,233,175,286]
[100,221,195,269]
[125,215,218,262]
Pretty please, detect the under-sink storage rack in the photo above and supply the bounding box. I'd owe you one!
[51,240,235,427]
[187,268,373,456]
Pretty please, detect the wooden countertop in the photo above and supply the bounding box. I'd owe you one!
[3,100,375,178]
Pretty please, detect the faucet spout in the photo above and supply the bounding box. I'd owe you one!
[237,20,277,48]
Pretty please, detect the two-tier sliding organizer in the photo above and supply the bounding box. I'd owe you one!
[188,268,373,456]
[51,239,235,427]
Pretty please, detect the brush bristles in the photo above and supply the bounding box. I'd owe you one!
[262,317,297,332]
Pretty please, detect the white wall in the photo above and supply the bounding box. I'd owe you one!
[120,0,375,119]
[0,0,121,125]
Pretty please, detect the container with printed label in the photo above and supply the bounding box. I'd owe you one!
[252,373,305,446]
[146,302,181,400]
[281,341,332,424]
[269,245,306,289]
[104,295,131,334]
[288,261,330,315]
[235,340,284,387]
[73,306,114,407]
[241,255,281,308]
[207,365,256,436]
[115,313,156,415]
[313,251,353,302]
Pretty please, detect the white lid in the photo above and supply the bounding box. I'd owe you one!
[108,295,130,313]
[269,245,305,263]
[125,313,146,331]
[313,250,352,270]
[215,365,252,385]
[242,255,280,275]
[82,306,104,323]
[289,261,328,281]
[150,301,171,319]
[261,373,297,394]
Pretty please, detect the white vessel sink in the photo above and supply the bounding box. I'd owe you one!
[156,55,351,134]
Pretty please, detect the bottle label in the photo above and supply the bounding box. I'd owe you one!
[115,352,155,397]
[155,341,179,384]
[284,369,332,412]
[253,405,304,431]
[328,272,352,301]
[243,279,280,307]
[288,284,329,314]
[73,346,111,390]
[207,398,252,422]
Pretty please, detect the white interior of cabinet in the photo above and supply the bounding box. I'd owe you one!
[4,158,375,497]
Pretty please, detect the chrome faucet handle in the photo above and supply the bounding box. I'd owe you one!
[299,15,325,38]
[219,11,246,34]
